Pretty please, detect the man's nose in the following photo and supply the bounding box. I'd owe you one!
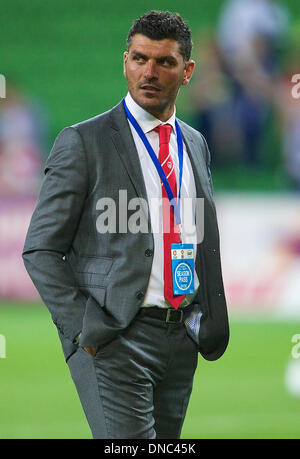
[144,60,158,80]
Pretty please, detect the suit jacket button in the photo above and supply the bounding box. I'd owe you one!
[136,291,145,300]
[145,249,153,257]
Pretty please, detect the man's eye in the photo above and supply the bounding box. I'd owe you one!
[159,59,173,66]
[133,56,144,62]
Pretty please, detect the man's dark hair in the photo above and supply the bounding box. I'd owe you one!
[126,11,193,62]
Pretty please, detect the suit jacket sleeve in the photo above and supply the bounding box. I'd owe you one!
[22,127,88,354]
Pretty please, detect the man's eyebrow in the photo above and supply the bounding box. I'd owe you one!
[131,50,178,63]
[131,50,148,58]
[157,55,177,63]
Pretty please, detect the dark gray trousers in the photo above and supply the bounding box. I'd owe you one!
[67,309,198,439]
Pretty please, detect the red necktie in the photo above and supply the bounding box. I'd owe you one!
[155,124,185,309]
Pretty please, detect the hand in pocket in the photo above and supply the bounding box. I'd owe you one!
[83,346,98,356]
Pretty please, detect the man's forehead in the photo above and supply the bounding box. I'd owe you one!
[128,34,181,57]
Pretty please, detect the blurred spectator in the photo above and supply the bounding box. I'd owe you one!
[192,0,290,169]
[275,42,300,190]
[217,0,289,73]
[0,82,47,196]
[191,37,243,166]
[216,0,290,167]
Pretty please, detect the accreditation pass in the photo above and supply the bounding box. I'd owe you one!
[171,243,195,295]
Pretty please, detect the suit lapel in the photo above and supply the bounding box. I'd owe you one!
[178,120,206,200]
[110,102,206,201]
[110,101,149,204]
[178,120,213,290]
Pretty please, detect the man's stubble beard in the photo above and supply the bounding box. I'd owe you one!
[127,83,182,119]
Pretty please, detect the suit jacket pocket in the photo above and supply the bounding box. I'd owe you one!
[73,255,113,287]
[76,255,113,275]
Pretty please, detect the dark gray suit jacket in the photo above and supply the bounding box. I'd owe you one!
[23,100,229,363]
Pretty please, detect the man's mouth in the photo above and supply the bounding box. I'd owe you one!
[140,85,161,93]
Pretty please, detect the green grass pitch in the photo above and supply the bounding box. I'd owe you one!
[0,303,300,439]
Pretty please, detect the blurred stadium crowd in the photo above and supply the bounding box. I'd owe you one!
[1,0,299,196]
[0,81,48,196]
[190,0,300,189]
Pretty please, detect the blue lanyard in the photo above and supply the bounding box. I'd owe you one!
[123,99,183,225]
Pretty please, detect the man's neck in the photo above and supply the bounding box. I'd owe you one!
[145,107,174,122]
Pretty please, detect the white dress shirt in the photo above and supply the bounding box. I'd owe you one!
[125,92,199,308]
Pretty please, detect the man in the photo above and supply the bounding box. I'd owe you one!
[23,11,229,439]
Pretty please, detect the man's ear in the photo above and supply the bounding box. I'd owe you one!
[182,60,195,86]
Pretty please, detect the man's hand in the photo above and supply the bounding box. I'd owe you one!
[83,346,98,356]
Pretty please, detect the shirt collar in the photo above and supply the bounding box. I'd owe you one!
[125,92,176,134]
